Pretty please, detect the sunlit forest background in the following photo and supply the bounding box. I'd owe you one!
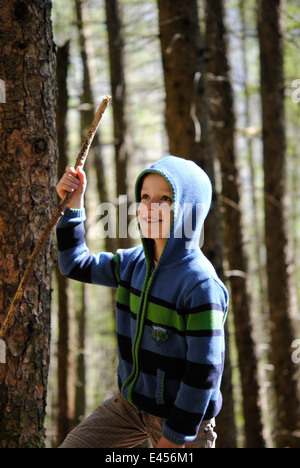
[43,0,300,448]
[1,0,299,449]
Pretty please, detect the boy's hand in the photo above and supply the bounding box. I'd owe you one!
[156,436,185,449]
[56,165,86,209]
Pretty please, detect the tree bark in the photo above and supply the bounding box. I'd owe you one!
[105,0,131,249]
[74,0,113,253]
[258,0,300,448]
[56,41,71,446]
[157,0,204,160]
[205,0,266,448]
[0,0,57,448]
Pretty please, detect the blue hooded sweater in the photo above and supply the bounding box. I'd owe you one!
[56,156,229,446]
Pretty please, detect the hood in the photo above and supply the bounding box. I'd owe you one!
[135,156,212,266]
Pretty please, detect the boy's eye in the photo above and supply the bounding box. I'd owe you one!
[140,193,172,203]
[161,195,172,203]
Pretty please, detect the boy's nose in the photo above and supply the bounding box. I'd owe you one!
[147,200,162,212]
[145,198,155,210]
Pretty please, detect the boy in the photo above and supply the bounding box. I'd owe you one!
[56,156,229,448]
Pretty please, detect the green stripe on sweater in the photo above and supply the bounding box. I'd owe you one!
[117,284,223,332]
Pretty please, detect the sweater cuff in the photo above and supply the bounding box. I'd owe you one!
[64,207,86,219]
[56,208,86,229]
[162,422,197,446]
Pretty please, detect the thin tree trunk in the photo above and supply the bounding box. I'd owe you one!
[75,0,116,342]
[74,0,90,424]
[74,1,114,423]
[74,284,87,425]
[258,0,300,448]
[205,0,266,448]
[239,0,267,317]
[105,0,131,249]
[75,0,114,252]
[0,0,57,448]
[56,41,71,446]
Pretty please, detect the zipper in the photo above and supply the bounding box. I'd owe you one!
[121,262,156,408]
[122,169,173,408]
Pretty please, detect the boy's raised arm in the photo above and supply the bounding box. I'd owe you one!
[56,169,119,289]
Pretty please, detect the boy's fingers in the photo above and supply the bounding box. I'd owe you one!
[57,173,79,195]
[66,165,77,176]
[66,165,86,185]
[63,172,79,185]
[62,178,79,190]
[57,166,85,201]
[76,166,86,185]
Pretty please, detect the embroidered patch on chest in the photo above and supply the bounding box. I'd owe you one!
[151,326,170,347]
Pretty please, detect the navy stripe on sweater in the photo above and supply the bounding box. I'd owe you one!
[57,223,85,252]
[117,332,224,391]
[67,253,93,283]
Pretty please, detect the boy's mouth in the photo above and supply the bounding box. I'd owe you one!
[143,218,162,224]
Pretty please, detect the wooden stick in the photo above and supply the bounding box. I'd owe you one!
[0,95,111,341]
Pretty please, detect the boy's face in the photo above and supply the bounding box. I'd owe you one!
[138,174,173,242]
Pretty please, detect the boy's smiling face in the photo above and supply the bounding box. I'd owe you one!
[138,173,173,243]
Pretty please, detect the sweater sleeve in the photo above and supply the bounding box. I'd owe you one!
[56,208,118,288]
[162,279,229,446]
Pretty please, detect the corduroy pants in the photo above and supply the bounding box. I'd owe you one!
[59,393,217,449]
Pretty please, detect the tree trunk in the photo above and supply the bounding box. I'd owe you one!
[157,0,237,448]
[105,0,131,249]
[258,0,300,448]
[157,0,204,160]
[239,0,267,319]
[205,0,266,448]
[74,0,90,424]
[56,41,71,446]
[0,0,57,448]
[74,284,87,426]
[157,0,225,275]
[74,0,113,253]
